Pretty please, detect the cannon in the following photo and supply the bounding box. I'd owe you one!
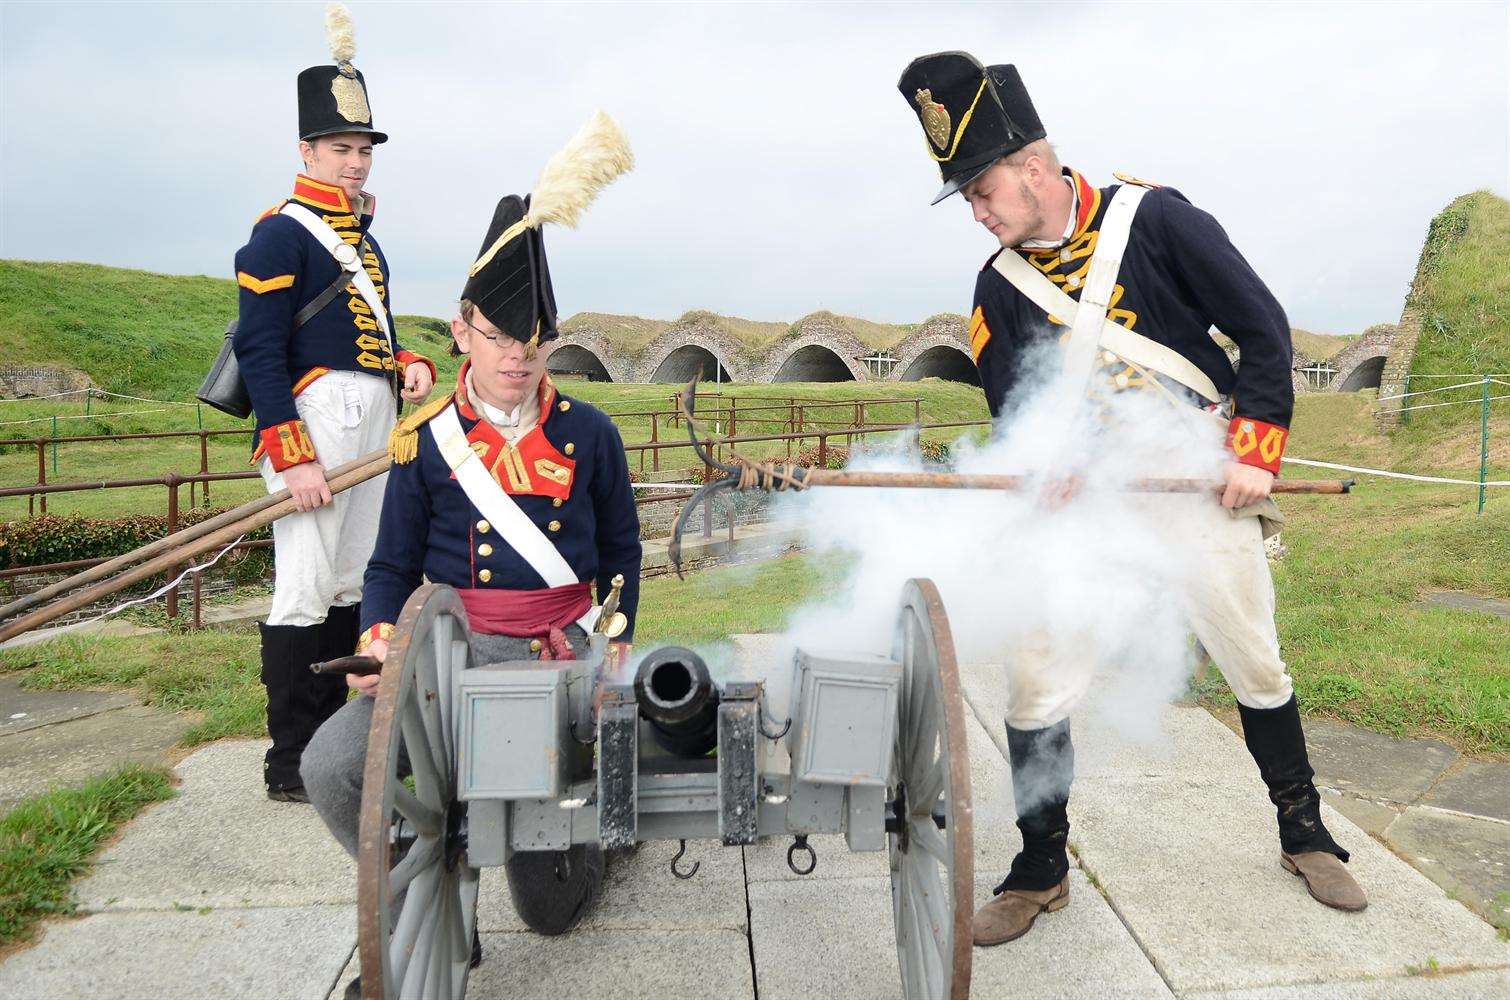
[346,577,975,999]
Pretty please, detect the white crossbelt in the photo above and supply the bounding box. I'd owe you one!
[990,187,1221,404]
[430,404,600,634]
[279,202,397,369]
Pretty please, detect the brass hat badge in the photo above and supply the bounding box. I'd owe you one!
[331,66,372,125]
[914,89,951,150]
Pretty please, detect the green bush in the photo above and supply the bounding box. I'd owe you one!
[0,508,271,570]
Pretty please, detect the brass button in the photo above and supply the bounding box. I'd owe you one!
[1114,373,1130,388]
[478,569,492,583]
[1101,350,1116,364]
[478,543,493,557]
[558,400,570,412]
[529,639,542,653]
[548,520,561,532]
[476,519,490,533]
[1060,248,1073,262]
[1065,274,1081,289]
[552,498,563,508]
[564,442,575,456]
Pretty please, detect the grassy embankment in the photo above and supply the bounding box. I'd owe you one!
[0,260,988,518]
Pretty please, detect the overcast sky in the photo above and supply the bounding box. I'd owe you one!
[2,2,1506,336]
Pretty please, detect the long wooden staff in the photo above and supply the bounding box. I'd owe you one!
[0,452,391,644]
[666,380,1351,575]
[0,452,388,624]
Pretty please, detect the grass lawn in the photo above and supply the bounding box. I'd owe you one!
[0,764,174,947]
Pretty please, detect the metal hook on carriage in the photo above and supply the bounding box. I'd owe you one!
[567,717,597,746]
[758,693,792,742]
[670,839,700,880]
[787,835,817,876]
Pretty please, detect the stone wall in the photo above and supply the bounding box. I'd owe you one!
[0,364,93,399]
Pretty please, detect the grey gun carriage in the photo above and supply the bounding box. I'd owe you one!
[352,577,975,999]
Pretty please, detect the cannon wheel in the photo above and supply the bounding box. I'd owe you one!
[889,578,974,1000]
[357,585,479,1000]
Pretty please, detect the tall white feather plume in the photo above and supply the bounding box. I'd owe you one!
[527,110,635,230]
[326,3,356,65]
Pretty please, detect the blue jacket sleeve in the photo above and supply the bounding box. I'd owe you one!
[232,216,306,432]
[589,417,642,641]
[1152,189,1294,429]
[971,260,1023,420]
[360,451,433,635]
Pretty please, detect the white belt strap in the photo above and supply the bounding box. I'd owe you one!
[279,202,395,354]
[430,404,600,634]
[991,190,1221,404]
[1059,184,1145,391]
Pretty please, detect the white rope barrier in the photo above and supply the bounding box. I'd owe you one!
[1377,377,1496,402]
[55,533,248,632]
[1393,394,1510,414]
[1283,457,1510,487]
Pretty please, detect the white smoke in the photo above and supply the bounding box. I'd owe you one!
[776,343,1232,763]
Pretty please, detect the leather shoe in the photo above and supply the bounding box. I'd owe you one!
[1282,851,1367,911]
[972,875,1069,946]
[267,785,310,804]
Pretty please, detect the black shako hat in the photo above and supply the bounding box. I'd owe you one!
[897,52,1045,204]
[462,195,559,346]
[297,4,388,145]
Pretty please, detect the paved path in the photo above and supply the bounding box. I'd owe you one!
[2,639,1505,998]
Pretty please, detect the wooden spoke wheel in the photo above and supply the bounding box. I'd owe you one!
[357,585,479,1000]
[889,578,974,1000]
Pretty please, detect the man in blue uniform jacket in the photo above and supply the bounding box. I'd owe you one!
[302,112,636,990]
[896,52,1366,946]
[233,5,434,802]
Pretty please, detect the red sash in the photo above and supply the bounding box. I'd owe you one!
[456,582,592,660]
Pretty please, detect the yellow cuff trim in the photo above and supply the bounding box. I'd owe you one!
[237,272,296,294]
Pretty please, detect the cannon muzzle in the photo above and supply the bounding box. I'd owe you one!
[634,646,720,757]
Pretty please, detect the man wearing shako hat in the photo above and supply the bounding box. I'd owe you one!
[300,110,639,975]
[896,52,1365,946]
[233,3,435,803]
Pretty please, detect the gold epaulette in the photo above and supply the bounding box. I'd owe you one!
[1113,171,1161,189]
[388,392,455,464]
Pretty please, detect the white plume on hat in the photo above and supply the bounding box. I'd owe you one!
[325,2,357,65]
[469,110,634,277]
[528,109,636,230]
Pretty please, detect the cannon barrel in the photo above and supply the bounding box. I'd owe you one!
[633,646,720,757]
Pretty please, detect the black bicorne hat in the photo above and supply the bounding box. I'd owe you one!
[297,4,388,144]
[461,195,558,347]
[897,51,1045,204]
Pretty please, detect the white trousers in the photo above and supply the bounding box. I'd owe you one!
[259,372,394,627]
[1004,493,1294,729]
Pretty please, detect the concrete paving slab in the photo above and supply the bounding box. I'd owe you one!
[476,839,748,933]
[1424,760,1510,823]
[0,904,354,999]
[0,617,149,650]
[0,703,190,811]
[958,661,1257,782]
[1302,717,1459,803]
[1418,589,1510,620]
[466,928,754,999]
[1322,791,1403,838]
[1205,967,1510,998]
[1068,774,1510,994]
[0,674,136,734]
[199,594,272,627]
[747,870,1171,1000]
[75,739,354,911]
[1383,807,1510,924]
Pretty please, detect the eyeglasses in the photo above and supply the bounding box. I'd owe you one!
[461,315,541,359]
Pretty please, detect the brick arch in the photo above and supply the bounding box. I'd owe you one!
[1331,324,1398,394]
[772,342,860,382]
[634,326,749,383]
[549,328,634,382]
[891,326,975,383]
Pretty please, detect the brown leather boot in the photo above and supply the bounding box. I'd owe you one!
[972,876,1069,946]
[1282,851,1367,911]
